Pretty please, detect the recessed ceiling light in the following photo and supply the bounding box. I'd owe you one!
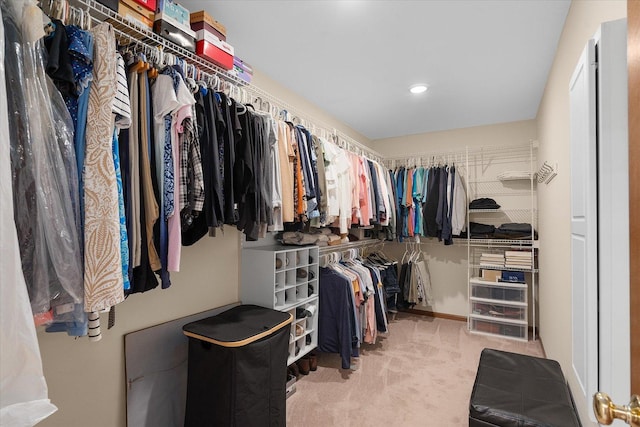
[409,84,428,94]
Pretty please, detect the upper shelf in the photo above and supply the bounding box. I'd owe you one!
[468,208,538,214]
[72,0,248,85]
[468,239,539,248]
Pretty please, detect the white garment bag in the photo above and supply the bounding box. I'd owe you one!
[0,4,57,425]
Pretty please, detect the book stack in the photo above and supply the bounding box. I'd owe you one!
[479,253,505,269]
[504,250,532,270]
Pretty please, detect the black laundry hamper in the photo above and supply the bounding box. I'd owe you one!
[182,304,293,427]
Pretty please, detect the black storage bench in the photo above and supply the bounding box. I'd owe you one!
[469,348,581,427]
[182,305,293,427]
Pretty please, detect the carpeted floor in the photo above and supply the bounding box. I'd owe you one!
[286,312,544,426]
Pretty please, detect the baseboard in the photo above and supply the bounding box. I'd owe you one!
[538,334,548,358]
[403,308,467,323]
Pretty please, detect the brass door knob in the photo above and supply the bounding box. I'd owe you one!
[593,392,640,427]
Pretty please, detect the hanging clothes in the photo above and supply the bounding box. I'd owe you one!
[83,22,123,312]
[318,249,394,367]
[396,245,433,309]
[7,3,84,327]
[318,267,356,369]
[451,166,467,236]
[1,3,58,423]
[276,120,295,223]
[112,53,131,291]
[128,58,161,293]
[221,94,241,225]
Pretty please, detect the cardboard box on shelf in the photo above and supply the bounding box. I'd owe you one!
[155,0,189,27]
[190,20,225,41]
[190,10,226,38]
[120,0,155,20]
[118,2,153,30]
[234,57,253,75]
[481,269,502,282]
[153,14,196,52]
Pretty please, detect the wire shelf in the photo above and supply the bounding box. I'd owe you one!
[471,264,538,273]
[66,0,384,163]
[468,239,536,247]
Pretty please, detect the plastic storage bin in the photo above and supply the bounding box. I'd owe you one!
[182,305,293,427]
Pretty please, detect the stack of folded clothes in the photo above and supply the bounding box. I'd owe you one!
[480,253,505,268]
[469,198,501,209]
[504,250,533,270]
[278,228,343,246]
[469,222,496,238]
[494,223,537,239]
[467,222,537,240]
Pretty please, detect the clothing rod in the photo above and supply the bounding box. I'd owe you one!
[64,0,384,162]
[383,142,533,161]
[382,143,535,169]
[318,239,384,254]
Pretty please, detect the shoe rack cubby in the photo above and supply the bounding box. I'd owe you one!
[241,245,319,364]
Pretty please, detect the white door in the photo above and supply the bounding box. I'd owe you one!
[570,19,631,425]
[569,37,599,423]
[594,18,630,414]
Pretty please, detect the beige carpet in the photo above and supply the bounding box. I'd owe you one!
[286,313,544,426]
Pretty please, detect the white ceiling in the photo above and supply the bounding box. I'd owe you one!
[181,0,571,140]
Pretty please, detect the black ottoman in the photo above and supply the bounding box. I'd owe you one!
[469,348,581,427]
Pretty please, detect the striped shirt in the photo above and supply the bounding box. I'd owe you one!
[112,53,131,129]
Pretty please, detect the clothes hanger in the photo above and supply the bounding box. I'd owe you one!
[183,64,197,91]
[130,43,148,74]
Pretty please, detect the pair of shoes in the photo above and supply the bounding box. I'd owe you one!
[297,357,310,375]
[296,268,307,279]
[305,334,312,345]
[308,353,318,371]
[289,363,301,380]
[295,324,304,336]
[296,305,315,319]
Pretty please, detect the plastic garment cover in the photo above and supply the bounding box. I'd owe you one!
[0,3,58,424]
[5,0,83,323]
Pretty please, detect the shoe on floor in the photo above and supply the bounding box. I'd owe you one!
[289,363,301,380]
[308,353,318,371]
[297,357,310,375]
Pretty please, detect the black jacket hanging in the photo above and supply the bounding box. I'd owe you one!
[424,167,441,237]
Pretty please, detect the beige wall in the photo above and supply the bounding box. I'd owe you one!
[251,70,373,148]
[37,232,241,427]
[371,120,537,317]
[372,119,537,157]
[535,1,626,425]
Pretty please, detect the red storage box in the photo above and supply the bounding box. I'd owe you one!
[120,0,155,20]
[195,30,234,70]
[130,0,155,12]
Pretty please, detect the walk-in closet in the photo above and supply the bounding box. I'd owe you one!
[1,1,637,427]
